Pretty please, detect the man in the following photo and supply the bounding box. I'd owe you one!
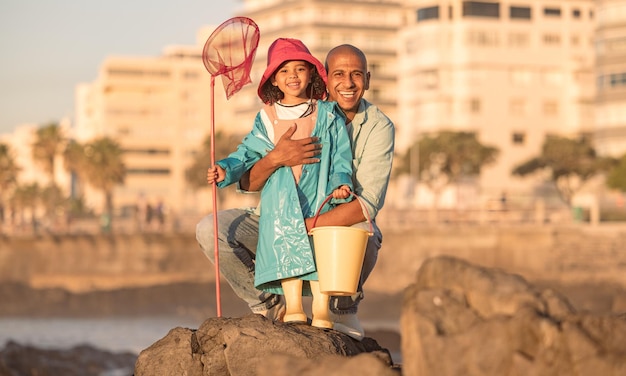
[196,44,394,340]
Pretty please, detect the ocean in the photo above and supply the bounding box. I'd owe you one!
[0,316,201,355]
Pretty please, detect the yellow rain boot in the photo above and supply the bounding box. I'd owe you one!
[310,280,332,329]
[281,278,307,323]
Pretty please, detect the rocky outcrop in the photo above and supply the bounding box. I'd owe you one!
[402,255,626,376]
[134,255,626,375]
[134,314,399,376]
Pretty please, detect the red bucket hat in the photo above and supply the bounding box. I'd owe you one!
[257,38,327,101]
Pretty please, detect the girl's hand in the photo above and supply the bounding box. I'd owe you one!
[207,165,226,184]
[331,185,351,199]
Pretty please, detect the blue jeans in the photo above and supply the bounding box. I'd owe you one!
[196,208,382,315]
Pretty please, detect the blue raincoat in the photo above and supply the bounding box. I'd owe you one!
[216,100,353,295]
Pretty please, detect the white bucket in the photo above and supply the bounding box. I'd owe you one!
[309,193,373,296]
[310,225,369,295]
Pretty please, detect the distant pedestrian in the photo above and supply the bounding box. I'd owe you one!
[146,203,153,227]
[155,200,165,230]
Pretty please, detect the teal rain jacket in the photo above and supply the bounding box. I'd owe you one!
[216,100,353,295]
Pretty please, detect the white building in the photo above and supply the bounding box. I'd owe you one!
[398,0,596,207]
[595,0,626,157]
[74,40,232,215]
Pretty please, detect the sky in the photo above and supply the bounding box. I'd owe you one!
[0,0,239,135]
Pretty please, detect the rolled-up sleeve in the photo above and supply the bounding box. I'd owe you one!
[352,102,395,221]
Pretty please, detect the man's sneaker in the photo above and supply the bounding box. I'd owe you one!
[331,313,364,341]
[259,297,286,322]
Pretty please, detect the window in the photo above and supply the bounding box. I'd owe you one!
[606,37,626,54]
[417,69,439,89]
[462,1,500,18]
[510,68,532,86]
[543,34,561,45]
[543,101,558,116]
[597,75,605,90]
[467,30,499,46]
[512,132,526,145]
[544,7,561,17]
[127,168,171,175]
[609,72,626,88]
[468,98,481,113]
[107,69,170,78]
[510,6,531,19]
[509,99,526,116]
[370,88,380,100]
[417,6,440,21]
[542,70,563,86]
[508,32,530,47]
[572,9,581,19]
[123,148,170,156]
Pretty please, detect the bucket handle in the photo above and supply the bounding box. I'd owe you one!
[310,191,373,235]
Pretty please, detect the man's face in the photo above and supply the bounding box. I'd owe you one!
[326,50,370,120]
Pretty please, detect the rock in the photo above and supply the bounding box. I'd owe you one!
[0,341,136,376]
[402,255,626,376]
[134,314,399,376]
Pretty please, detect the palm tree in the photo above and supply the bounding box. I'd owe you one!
[73,137,126,229]
[0,143,21,229]
[40,183,68,230]
[11,182,40,234]
[32,123,65,184]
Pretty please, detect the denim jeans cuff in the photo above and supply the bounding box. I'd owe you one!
[250,294,280,313]
[330,307,358,315]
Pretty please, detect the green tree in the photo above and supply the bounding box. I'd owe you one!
[0,143,21,196]
[40,183,68,228]
[606,153,626,192]
[398,131,499,219]
[186,131,243,189]
[513,135,616,206]
[0,143,21,229]
[11,182,40,233]
[66,137,125,228]
[32,123,65,183]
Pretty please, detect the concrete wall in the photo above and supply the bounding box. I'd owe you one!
[1,224,625,294]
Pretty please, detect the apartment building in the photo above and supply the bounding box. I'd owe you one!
[75,43,231,215]
[398,0,596,204]
[595,0,626,157]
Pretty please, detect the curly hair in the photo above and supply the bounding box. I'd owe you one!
[259,62,327,104]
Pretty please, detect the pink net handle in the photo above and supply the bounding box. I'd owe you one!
[202,17,260,99]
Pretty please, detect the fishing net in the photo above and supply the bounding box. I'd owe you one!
[202,17,260,99]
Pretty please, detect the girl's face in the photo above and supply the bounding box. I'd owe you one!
[271,60,313,104]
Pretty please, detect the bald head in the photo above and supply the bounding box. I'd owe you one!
[325,44,368,72]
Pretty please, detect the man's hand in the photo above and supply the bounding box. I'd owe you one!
[268,124,322,168]
[244,124,322,192]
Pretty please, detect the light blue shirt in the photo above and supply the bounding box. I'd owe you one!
[348,99,395,221]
